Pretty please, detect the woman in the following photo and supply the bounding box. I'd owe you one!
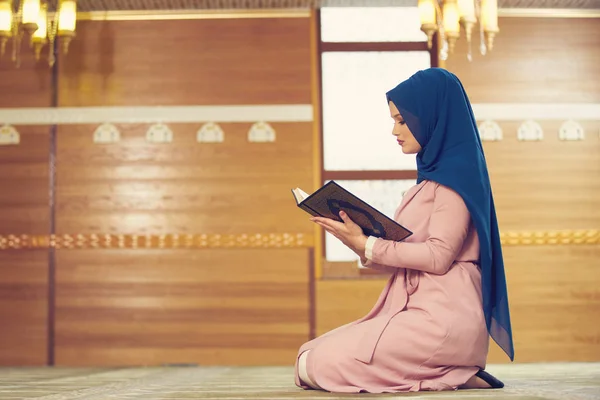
[294,68,514,393]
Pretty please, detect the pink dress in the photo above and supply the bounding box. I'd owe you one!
[294,180,489,393]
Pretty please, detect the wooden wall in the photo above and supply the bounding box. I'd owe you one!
[447,17,600,363]
[54,17,313,366]
[2,12,599,368]
[316,17,600,363]
[1,16,314,366]
[0,50,51,365]
[445,18,600,103]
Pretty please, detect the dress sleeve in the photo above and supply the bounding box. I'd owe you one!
[368,184,471,275]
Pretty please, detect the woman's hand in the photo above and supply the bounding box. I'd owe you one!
[310,211,368,256]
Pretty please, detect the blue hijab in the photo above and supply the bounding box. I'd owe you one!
[386,68,514,361]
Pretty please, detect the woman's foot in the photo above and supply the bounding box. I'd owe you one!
[459,370,504,389]
[459,375,492,389]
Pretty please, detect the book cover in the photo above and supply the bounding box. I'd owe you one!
[292,181,412,242]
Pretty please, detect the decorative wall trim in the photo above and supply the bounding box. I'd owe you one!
[517,119,544,141]
[0,230,596,250]
[498,8,600,18]
[0,124,20,145]
[471,103,600,121]
[0,233,313,250]
[0,105,314,125]
[248,121,276,142]
[197,122,225,143]
[499,230,599,246]
[478,120,503,141]
[69,0,600,14]
[1,104,598,126]
[77,9,311,21]
[559,120,585,141]
[93,123,121,143]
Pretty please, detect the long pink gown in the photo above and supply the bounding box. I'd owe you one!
[294,180,489,393]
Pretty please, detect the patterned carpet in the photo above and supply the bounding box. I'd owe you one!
[0,363,599,399]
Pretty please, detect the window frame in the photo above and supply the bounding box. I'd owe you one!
[316,8,438,272]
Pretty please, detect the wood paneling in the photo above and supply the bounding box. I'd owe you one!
[50,16,315,366]
[316,278,387,336]
[58,18,311,106]
[55,249,309,366]
[0,128,50,235]
[491,246,600,363]
[442,17,600,362]
[56,122,313,234]
[445,18,600,103]
[316,245,600,363]
[0,128,50,366]
[0,47,52,108]
[483,121,600,231]
[0,251,48,365]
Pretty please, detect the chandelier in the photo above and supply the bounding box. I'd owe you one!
[418,0,499,61]
[0,0,77,67]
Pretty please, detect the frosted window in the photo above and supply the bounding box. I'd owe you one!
[324,179,416,262]
[322,51,430,171]
[320,7,427,43]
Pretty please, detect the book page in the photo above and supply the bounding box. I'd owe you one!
[292,188,310,204]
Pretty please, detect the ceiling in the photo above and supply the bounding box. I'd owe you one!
[46,0,600,12]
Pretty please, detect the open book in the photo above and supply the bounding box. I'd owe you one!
[292,181,412,242]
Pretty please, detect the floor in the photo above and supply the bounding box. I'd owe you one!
[0,363,598,400]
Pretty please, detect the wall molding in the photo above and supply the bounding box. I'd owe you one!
[498,8,600,18]
[70,7,600,21]
[0,233,314,250]
[1,103,599,125]
[0,105,314,125]
[0,230,596,250]
[471,103,600,121]
[76,9,311,20]
[499,230,599,246]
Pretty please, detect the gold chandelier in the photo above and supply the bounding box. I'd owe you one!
[0,0,77,67]
[418,0,499,61]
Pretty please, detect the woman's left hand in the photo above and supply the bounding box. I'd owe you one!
[311,211,368,255]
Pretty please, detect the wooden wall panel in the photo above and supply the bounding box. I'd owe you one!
[316,279,387,336]
[56,122,313,234]
[0,128,50,235]
[0,49,52,107]
[489,246,600,363]
[483,121,600,231]
[0,127,50,365]
[317,246,600,363]
[445,18,600,103]
[445,18,600,362]
[50,16,314,366]
[55,249,309,366]
[0,24,52,367]
[58,18,311,106]
[0,251,48,365]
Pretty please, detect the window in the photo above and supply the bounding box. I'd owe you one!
[320,7,427,43]
[318,6,437,262]
[322,51,429,171]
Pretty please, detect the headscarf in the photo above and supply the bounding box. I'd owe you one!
[386,68,514,361]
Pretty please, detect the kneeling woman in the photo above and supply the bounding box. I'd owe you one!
[294,68,514,393]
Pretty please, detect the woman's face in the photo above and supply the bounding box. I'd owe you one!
[389,101,422,154]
